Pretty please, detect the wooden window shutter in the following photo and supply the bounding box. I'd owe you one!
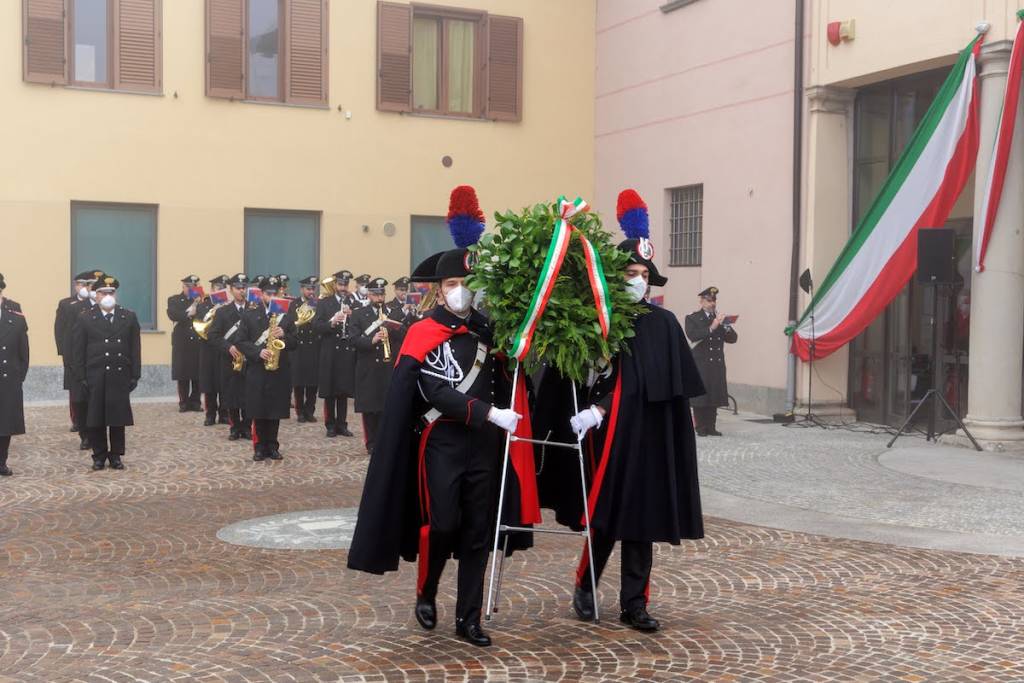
[376,1,411,113]
[23,0,68,85]
[114,0,162,92]
[285,0,328,105]
[206,0,245,99]
[485,15,523,122]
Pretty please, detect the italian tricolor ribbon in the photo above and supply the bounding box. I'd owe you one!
[509,196,613,361]
[975,10,1024,273]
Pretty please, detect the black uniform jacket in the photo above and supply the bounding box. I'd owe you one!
[71,305,141,428]
[314,293,361,397]
[195,299,222,395]
[54,296,76,358]
[535,302,706,543]
[347,306,539,575]
[236,305,297,420]
[207,301,250,410]
[167,294,201,381]
[288,296,320,387]
[684,310,738,408]
[0,302,29,436]
[350,303,408,414]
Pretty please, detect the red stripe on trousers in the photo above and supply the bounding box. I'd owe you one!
[575,539,591,588]
[251,421,258,446]
[416,421,438,595]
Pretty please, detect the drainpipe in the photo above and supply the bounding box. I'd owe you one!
[784,0,805,414]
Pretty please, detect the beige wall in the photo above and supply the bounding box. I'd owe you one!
[0,0,595,370]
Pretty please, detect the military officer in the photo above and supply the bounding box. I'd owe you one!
[236,276,296,461]
[207,273,252,441]
[353,274,371,308]
[167,275,204,412]
[386,276,420,324]
[289,276,321,423]
[0,275,29,477]
[277,274,292,299]
[314,270,360,437]
[55,271,98,432]
[197,275,229,426]
[684,287,738,436]
[350,277,407,454]
[66,271,104,450]
[72,275,141,471]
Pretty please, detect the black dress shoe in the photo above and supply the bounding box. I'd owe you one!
[455,620,491,647]
[69,425,78,433]
[108,456,125,470]
[414,599,437,630]
[253,451,267,462]
[305,413,318,423]
[337,427,354,437]
[91,456,106,471]
[189,403,203,412]
[228,431,241,441]
[620,607,660,632]
[572,587,595,621]
[268,450,283,460]
[296,414,308,423]
[203,415,217,426]
[79,436,91,450]
[708,429,723,437]
[0,466,12,477]
[695,429,708,437]
[178,404,188,413]
[325,426,337,438]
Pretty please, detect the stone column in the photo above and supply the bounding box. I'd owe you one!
[963,39,1024,448]
[799,85,856,411]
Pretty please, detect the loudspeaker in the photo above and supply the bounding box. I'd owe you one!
[917,228,957,285]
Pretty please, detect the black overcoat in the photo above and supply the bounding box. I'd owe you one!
[314,294,361,397]
[288,297,320,387]
[536,303,706,543]
[166,294,201,381]
[62,299,95,395]
[195,299,222,395]
[0,303,29,436]
[71,306,141,428]
[207,302,249,410]
[236,305,297,420]
[684,310,738,408]
[350,303,408,413]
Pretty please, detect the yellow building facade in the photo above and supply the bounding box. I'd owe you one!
[2,0,595,399]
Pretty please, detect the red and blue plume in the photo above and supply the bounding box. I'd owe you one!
[447,185,485,248]
[616,189,649,240]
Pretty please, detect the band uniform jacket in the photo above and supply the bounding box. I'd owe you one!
[684,310,738,409]
[350,302,408,414]
[194,299,222,395]
[288,297,320,387]
[207,302,249,410]
[313,293,362,398]
[0,301,29,436]
[235,305,297,420]
[71,306,141,428]
[166,294,201,382]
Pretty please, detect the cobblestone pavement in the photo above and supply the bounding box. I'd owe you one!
[2,404,1024,682]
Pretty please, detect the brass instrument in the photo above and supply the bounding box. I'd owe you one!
[265,313,286,371]
[319,276,336,298]
[192,303,221,340]
[295,299,316,327]
[232,352,245,372]
[378,307,392,362]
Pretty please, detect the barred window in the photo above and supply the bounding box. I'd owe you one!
[668,184,703,266]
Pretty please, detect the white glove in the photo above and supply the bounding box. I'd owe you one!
[569,405,604,440]
[487,407,522,433]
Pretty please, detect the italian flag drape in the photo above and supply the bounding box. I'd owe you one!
[975,11,1024,273]
[787,34,983,361]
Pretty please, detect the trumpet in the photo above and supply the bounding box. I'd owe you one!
[378,308,392,362]
[264,314,286,371]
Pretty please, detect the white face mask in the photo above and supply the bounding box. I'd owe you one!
[444,285,473,314]
[625,275,648,303]
[100,295,116,310]
[88,290,97,302]
[358,286,368,296]
[77,286,89,299]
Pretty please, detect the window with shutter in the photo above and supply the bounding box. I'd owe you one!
[486,15,522,122]
[206,0,246,99]
[115,0,162,93]
[286,0,328,105]
[377,1,412,112]
[23,0,69,85]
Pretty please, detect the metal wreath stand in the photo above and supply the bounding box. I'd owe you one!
[484,363,602,623]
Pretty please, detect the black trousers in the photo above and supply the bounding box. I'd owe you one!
[0,435,9,465]
[417,421,500,624]
[177,380,200,408]
[692,406,718,432]
[89,426,126,458]
[203,391,221,418]
[228,408,251,437]
[293,386,317,418]
[252,418,280,455]
[71,400,89,433]
[323,396,349,429]
[361,412,381,453]
[576,530,653,612]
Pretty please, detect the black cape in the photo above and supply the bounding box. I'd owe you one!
[535,302,706,543]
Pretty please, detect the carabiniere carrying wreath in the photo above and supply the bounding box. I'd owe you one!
[467,198,645,383]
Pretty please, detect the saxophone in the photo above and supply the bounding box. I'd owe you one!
[264,313,286,371]
[378,307,392,362]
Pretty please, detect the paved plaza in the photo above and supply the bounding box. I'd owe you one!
[1,404,1023,682]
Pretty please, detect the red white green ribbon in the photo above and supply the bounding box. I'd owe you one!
[510,196,613,361]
